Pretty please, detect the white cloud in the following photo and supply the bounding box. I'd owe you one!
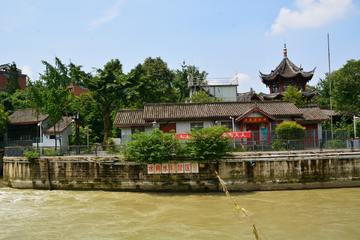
[21,65,33,79]
[267,0,354,34]
[88,1,123,30]
[235,73,251,83]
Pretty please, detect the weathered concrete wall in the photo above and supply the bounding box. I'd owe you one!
[3,153,360,191]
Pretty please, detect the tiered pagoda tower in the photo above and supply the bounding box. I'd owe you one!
[259,44,316,101]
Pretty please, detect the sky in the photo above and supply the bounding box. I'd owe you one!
[1,0,359,94]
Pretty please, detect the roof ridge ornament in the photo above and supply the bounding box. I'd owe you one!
[283,43,287,58]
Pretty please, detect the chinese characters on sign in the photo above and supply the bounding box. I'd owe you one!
[148,163,199,174]
[243,117,267,123]
[175,131,251,140]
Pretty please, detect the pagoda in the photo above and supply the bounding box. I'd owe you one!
[259,44,316,101]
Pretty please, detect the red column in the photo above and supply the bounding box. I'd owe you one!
[267,121,271,144]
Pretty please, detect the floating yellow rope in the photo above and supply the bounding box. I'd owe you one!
[215,171,267,240]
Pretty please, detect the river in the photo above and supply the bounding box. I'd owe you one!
[0,179,359,240]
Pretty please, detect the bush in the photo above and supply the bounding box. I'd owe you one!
[275,121,306,140]
[122,128,179,164]
[184,125,232,163]
[25,150,39,162]
[272,121,305,151]
[327,139,346,149]
[44,148,61,156]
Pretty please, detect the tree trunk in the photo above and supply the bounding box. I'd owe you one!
[102,110,111,146]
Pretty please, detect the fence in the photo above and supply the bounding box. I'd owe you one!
[4,129,359,157]
[4,144,125,157]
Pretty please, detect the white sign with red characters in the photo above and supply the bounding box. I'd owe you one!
[184,163,191,173]
[170,164,176,173]
[154,164,162,174]
[162,164,169,174]
[191,163,199,173]
[177,163,184,173]
[147,164,154,174]
[149,163,200,174]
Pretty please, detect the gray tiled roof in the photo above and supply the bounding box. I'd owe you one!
[9,108,48,124]
[113,109,152,126]
[143,101,303,120]
[43,116,73,133]
[295,106,330,122]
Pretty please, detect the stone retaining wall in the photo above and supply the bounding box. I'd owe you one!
[3,152,360,191]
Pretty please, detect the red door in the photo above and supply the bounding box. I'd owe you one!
[305,124,318,148]
[247,124,260,145]
[160,123,177,133]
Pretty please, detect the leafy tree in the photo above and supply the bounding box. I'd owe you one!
[315,73,332,108]
[283,85,306,105]
[0,103,10,134]
[173,61,207,103]
[122,128,179,164]
[184,125,232,163]
[68,92,104,142]
[185,89,223,103]
[125,57,177,108]
[332,59,360,116]
[82,59,128,145]
[5,62,20,95]
[40,57,73,150]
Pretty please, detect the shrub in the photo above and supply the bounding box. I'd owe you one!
[275,121,306,140]
[106,137,116,153]
[25,150,39,162]
[122,128,179,164]
[44,148,61,156]
[327,139,346,149]
[184,125,232,163]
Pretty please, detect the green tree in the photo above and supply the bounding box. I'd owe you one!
[5,62,20,95]
[185,89,223,103]
[283,85,307,105]
[68,92,104,143]
[40,57,73,150]
[82,59,128,145]
[332,59,360,116]
[184,125,232,163]
[315,73,332,108]
[173,61,207,103]
[0,103,10,134]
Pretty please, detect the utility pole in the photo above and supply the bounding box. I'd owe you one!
[328,33,333,139]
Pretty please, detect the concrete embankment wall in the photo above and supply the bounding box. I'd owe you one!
[3,153,360,192]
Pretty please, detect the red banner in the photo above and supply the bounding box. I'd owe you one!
[175,131,251,140]
[221,131,251,139]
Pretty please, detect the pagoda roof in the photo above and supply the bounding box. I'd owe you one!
[259,46,316,82]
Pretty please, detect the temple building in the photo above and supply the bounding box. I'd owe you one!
[260,45,316,101]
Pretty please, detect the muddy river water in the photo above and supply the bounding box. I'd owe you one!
[0,179,359,239]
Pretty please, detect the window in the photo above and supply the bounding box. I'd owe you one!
[131,126,145,134]
[221,122,232,130]
[50,135,55,139]
[190,122,204,130]
[272,82,281,93]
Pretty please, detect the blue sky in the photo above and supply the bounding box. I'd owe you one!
[1,0,359,94]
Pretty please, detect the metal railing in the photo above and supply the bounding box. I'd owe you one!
[4,129,358,157]
[4,144,125,157]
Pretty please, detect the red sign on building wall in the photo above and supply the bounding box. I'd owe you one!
[243,117,267,123]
